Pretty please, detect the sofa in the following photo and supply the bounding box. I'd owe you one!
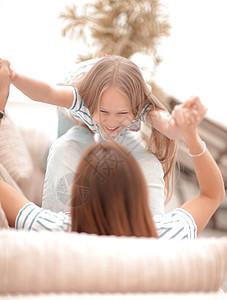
[0,222,227,298]
[0,115,227,299]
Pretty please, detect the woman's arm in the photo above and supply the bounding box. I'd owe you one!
[0,60,44,227]
[4,59,74,108]
[0,59,10,126]
[0,180,30,227]
[172,101,225,235]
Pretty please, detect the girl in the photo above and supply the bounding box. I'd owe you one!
[1,56,205,214]
[0,97,224,238]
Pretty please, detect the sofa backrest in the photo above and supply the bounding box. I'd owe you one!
[0,230,227,294]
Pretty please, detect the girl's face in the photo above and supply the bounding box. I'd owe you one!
[93,87,134,137]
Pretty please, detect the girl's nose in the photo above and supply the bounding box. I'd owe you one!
[104,117,122,129]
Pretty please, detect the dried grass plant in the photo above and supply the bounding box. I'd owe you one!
[60,0,171,104]
[60,0,170,65]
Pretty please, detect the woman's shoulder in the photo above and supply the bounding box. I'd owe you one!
[153,208,197,240]
[15,202,71,232]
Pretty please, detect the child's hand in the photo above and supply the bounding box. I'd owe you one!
[170,97,207,132]
[181,96,207,125]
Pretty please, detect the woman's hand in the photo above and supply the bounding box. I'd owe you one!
[0,59,11,88]
[170,97,207,138]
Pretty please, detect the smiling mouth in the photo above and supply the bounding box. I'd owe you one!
[105,125,121,131]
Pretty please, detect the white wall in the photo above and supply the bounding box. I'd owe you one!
[0,0,82,137]
[1,0,227,134]
[156,0,227,127]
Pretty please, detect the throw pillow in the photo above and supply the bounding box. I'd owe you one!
[0,116,33,187]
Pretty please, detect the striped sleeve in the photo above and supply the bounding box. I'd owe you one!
[68,87,97,133]
[153,208,197,240]
[15,203,71,232]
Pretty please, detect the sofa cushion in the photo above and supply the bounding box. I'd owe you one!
[0,230,227,294]
[0,163,22,229]
[0,116,33,187]
[0,163,23,194]
[18,127,49,206]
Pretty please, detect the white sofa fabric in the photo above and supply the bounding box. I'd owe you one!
[0,116,49,207]
[0,293,227,299]
[0,229,227,295]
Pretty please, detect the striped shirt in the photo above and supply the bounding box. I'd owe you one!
[65,58,152,135]
[15,203,197,240]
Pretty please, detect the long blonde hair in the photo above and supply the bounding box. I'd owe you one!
[75,55,178,203]
[71,141,158,237]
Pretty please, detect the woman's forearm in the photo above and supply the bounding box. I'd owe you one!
[180,131,225,234]
[0,90,8,126]
[0,60,10,125]
[0,180,30,227]
[184,132,225,202]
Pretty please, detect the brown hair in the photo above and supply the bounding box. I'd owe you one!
[74,55,178,203]
[71,141,158,238]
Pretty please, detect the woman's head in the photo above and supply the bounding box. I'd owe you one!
[71,141,158,238]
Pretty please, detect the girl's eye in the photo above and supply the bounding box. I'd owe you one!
[119,112,128,115]
[100,110,108,114]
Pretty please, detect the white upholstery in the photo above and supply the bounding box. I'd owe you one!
[0,117,33,186]
[0,116,49,206]
[0,230,227,294]
[0,293,226,299]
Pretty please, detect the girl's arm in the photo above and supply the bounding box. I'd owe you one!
[146,96,206,140]
[9,63,74,109]
[172,102,225,235]
[0,180,30,227]
[146,109,181,140]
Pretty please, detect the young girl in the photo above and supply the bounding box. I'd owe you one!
[0,97,224,238]
[1,56,205,215]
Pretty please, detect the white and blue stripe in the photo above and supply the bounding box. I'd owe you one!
[15,203,197,239]
[15,203,71,232]
[154,208,197,240]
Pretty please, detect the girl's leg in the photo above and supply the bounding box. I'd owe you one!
[118,131,165,215]
[42,125,95,213]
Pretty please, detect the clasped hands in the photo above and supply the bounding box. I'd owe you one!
[170,97,208,135]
